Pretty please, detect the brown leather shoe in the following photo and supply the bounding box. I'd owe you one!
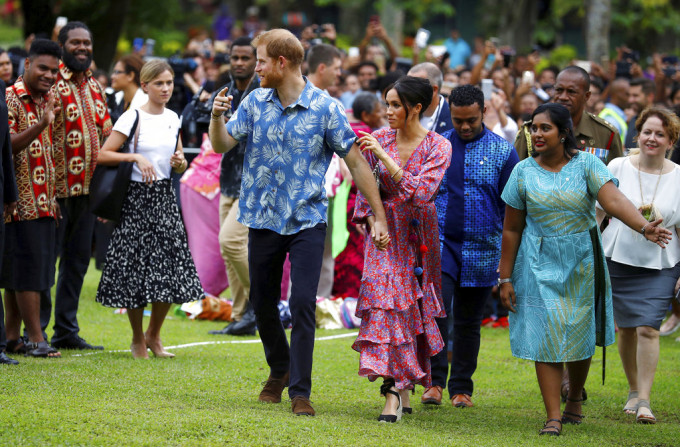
[421,386,443,405]
[258,372,290,403]
[291,396,315,416]
[451,393,474,408]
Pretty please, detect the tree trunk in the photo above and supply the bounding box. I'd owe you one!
[585,0,610,65]
[380,0,403,54]
[90,0,131,70]
[479,0,538,51]
[21,0,55,39]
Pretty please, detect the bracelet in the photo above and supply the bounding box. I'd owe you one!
[640,223,650,235]
[211,112,223,120]
[391,168,403,179]
[497,277,512,287]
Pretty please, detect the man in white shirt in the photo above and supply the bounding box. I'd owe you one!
[408,63,453,135]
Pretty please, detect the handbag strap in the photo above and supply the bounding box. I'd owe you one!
[132,110,141,154]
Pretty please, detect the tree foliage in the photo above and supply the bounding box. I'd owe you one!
[314,0,453,34]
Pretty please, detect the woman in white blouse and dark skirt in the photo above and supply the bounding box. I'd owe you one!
[96,60,204,359]
[597,106,680,424]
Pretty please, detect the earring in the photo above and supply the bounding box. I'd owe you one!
[560,138,565,143]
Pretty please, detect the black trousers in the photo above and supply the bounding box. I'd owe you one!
[0,290,5,352]
[248,224,326,399]
[430,272,492,397]
[40,195,95,343]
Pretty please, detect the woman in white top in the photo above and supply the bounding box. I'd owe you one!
[96,60,203,359]
[596,106,680,424]
[109,53,148,123]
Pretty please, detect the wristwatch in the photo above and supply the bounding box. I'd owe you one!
[497,277,512,287]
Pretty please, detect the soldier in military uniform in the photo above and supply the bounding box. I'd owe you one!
[514,66,623,164]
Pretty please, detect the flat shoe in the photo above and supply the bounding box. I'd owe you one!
[636,399,656,424]
[623,391,639,414]
[539,418,562,436]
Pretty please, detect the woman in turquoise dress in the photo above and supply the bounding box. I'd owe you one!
[498,103,671,436]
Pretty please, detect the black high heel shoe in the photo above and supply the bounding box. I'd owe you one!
[378,379,402,423]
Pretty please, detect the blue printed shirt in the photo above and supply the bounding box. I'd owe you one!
[435,125,519,287]
[225,78,357,235]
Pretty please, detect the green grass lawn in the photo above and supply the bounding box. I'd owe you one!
[1,262,678,446]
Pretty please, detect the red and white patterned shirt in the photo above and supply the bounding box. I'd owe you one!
[51,63,112,198]
[5,77,57,222]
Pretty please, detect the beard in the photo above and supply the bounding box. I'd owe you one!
[260,69,283,89]
[62,49,93,73]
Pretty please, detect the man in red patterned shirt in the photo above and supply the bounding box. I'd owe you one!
[44,21,112,351]
[1,39,63,358]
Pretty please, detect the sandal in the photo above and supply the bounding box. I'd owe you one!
[562,397,584,425]
[24,341,61,358]
[539,418,562,436]
[623,390,639,414]
[6,338,27,354]
[378,379,402,423]
[635,399,656,424]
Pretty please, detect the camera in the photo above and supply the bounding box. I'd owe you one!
[168,57,198,80]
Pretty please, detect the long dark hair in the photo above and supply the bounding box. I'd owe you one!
[530,103,578,159]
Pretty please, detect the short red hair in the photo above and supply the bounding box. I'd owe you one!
[253,29,304,67]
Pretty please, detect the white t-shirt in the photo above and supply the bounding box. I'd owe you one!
[598,156,680,269]
[113,108,180,182]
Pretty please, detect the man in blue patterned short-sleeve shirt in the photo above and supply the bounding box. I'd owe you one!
[422,85,519,407]
[209,29,388,416]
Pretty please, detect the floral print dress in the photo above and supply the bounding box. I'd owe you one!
[352,128,452,389]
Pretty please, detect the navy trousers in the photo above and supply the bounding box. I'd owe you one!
[430,272,493,397]
[248,223,326,399]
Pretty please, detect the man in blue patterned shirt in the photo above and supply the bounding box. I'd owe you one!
[209,29,388,417]
[423,85,519,407]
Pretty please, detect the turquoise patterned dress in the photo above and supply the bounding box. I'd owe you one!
[501,152,616,362]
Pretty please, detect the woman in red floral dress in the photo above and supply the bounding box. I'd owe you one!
[353,76,452,422]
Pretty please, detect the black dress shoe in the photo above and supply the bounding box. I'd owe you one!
[208,321,236,335]
[0,352,19,365]
[52,335,104,350]
[230,306,257,336]
[229,318,256,336]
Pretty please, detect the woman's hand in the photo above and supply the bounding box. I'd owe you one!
[644,218,673,248]
[357,131,385,158]
[170,150,187,173]
[367,216,390,251]
[499,282,517,313]
[135,154,157,184]
[371,218,390,250]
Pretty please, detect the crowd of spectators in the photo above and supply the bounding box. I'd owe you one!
[1,10,679,430]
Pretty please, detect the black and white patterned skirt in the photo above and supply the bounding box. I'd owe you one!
[96,180,204,309]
